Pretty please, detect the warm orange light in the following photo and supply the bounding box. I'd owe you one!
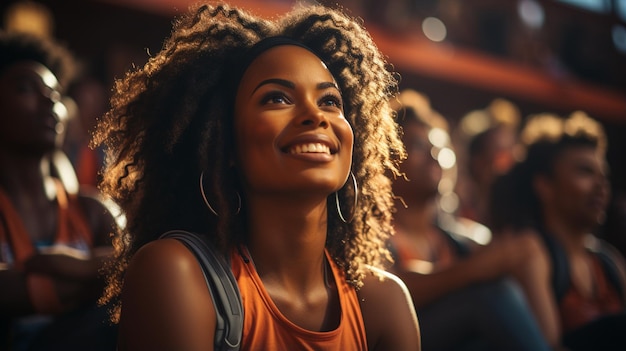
[3,1,55,38]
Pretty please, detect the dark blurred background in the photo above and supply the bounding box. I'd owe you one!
[2,0,625,251]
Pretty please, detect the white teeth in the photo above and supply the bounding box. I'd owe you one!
[289,143,330,154]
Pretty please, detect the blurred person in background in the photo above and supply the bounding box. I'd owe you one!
[454,98,522,227]
[388,90,559,351]
[0,30,117,351]
[64,76,109,190]
[490,111,626,351]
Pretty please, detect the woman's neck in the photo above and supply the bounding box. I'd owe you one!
[244,193,329,287]
[543,214,590,252]
[0,151,50,197]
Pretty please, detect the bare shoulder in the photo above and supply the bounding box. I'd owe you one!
[118,238,217,351]
[358,266,421,351]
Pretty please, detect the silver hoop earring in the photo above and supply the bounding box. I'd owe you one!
[335,171,358,223]
[199,171,241,216]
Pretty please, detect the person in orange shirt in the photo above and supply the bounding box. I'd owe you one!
[94,2,420,350]
[490,111,626,350]
[0,31,117,350]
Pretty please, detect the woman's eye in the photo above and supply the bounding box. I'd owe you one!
[16,80,38,94]
[575,165,595,176]
[261,92,290,105]
[320,94,343,109]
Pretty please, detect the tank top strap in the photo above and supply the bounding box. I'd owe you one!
[53,178,93,247]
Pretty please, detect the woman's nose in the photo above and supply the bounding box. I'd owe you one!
[297,100,329,128]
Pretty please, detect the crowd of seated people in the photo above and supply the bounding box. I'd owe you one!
[388,88,626,350]
[387,90,557,351]
[390,91,626,350]
[2,5,625,351]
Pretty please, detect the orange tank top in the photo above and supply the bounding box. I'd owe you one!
[230,249,368,350]
[559,253,624,332]
[0,181,94,313]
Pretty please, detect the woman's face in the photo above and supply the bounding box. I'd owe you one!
[0,61,66,154]
[539,146,610,228]
[470,126,517,186]
[394,120,442,202]
[233,45,354,197]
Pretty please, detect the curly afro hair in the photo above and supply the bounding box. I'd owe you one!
[94,1,405,321]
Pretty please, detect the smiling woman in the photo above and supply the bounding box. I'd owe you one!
[93,2,420,351]
[233,41,353,196]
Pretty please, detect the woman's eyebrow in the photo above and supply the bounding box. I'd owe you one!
[251,78,295,96]
[318,81,340,92]
[251,79,340,96]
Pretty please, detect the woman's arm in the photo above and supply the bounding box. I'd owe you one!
[358,267,421,351]
[390,231,548,307]
[391,230,560,347]
[117,238,217,351]
[23,193,116,304]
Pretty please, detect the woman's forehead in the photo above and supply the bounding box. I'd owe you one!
[3,61,60,90]
[243,45,334,82]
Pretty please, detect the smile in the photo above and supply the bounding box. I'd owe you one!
[288,143,331,155]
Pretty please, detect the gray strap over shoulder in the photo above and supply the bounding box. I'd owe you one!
[160,230,243,351]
